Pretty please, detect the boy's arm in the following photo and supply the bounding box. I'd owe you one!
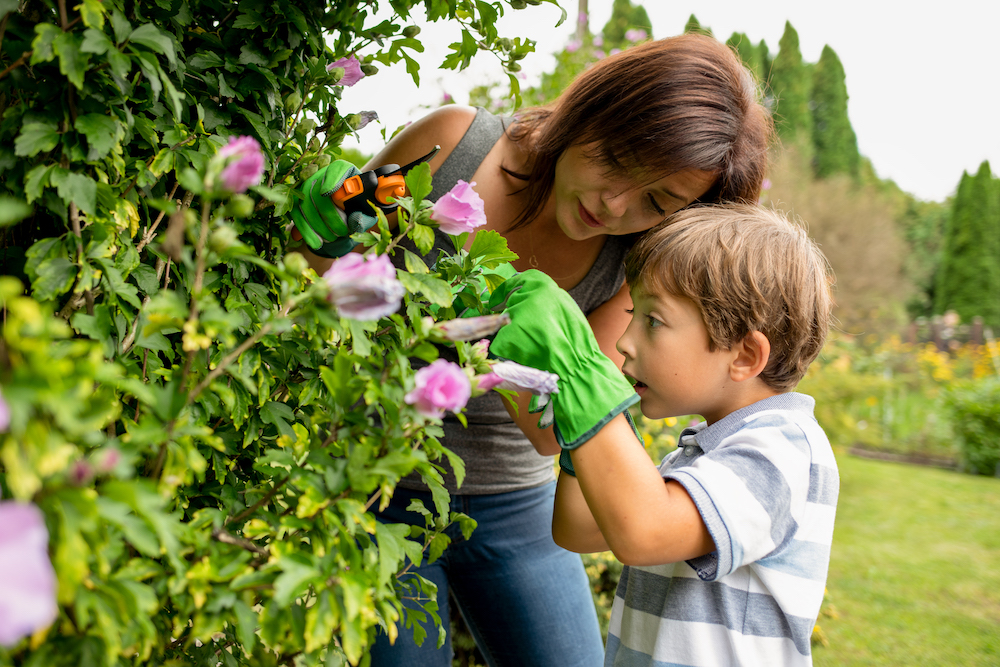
[552,413,715,566]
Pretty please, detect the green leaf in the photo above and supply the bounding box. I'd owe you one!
[24,164,54,202]
[468,229,519,268]
[15,121,59,157]
[238,44,268,66]
[128,23,176,66]
[75,113,119,160]
[405,162,433,202]
[403,249,429,274]
[54,31,91,89]
[260,401,296,439]
[411,223,435,255]
[51,170,98,215]
[233,107,270,150]
[0,197,32,227]
[30,23,60,64]
[0,0,19,15]
[149,147,175,176]
[33,257,77,300]
[273,556,320,606]
[397,272,453,307]
[80,28,113,55]
[78,0,106,29]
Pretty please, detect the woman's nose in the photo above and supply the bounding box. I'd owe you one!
[600,188,631,218]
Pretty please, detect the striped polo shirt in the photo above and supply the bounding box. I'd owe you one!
[605,393,839,667]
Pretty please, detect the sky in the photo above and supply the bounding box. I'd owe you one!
[338,0,1000,203]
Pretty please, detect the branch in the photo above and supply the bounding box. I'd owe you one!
[187,322,272,401]
[226,475,290,526]
[212,527,269,555]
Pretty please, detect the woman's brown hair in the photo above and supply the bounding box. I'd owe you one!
[506,33,773,229]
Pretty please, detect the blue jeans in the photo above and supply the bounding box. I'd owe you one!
[368,481,605,667]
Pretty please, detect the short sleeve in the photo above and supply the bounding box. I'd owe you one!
[664,414,815,581]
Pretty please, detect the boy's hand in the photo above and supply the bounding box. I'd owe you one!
[291,161,378,258]
[489,270,639,451]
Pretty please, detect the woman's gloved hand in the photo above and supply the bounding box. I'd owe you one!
[291,161,379,258]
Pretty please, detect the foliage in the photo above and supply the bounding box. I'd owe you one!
[934,161,1000,328]
[766,147,912,336]
[811,45,859,179]
[947,378,1000,475]
[0,0,565,664]
[725,31,770,86]
[898,197,949,319]
[600,0,652,49]
[768,21,812,144]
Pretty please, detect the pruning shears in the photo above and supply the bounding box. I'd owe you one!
[332,145,440,217]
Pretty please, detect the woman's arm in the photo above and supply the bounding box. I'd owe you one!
[553,413,716,566]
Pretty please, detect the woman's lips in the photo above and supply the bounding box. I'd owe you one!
[578,202,604,228]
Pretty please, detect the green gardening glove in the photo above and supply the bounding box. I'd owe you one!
[291,160,378,258]
[488,269,640,452]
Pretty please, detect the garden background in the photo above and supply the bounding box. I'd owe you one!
[1,0,998,666]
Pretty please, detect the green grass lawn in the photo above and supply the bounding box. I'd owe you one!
[813,453,1000,666]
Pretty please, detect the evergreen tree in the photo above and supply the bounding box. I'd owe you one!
[683,14,712,37]
[812,45,860,178]
[726,32,769,83]
[769,21,812,142]
[601,0,653,49]
[934,162,1000,327]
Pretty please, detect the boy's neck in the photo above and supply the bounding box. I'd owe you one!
[704,382,782,426]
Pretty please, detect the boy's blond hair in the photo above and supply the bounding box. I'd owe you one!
[624,203,833,391]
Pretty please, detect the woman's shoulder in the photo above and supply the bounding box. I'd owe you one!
[365,106,479,174]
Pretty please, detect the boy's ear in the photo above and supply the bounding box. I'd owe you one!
[729,331,770,382]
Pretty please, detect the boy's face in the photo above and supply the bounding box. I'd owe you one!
[616,286,738,425]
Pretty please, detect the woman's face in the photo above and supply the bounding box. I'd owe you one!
[551,143,717,240]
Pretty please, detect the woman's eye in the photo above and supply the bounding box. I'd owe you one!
[647,194,666,216]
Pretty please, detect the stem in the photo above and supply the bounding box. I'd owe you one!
[136,181,181,252]
[179,201,211,390]
[226,475,290,526]
[212,527,269,556]
[187,322,272,401]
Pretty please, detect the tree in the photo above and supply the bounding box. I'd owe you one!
[934,162,1000,327]
[601,0,653,50]
[769,21,812,143]
[811,45,860,178]
[726,32,770,83]
[682,13,712,37]
[0,1,563,665]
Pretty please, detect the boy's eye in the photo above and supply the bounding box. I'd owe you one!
[646,315,663,328]
[647,194,666,217]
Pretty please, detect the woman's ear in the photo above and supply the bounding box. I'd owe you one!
[729,331,770,382]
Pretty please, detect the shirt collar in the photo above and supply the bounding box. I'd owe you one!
[677,392,816,452]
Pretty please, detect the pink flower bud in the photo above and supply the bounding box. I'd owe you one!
[323,253,405,321]
[566,39,582,53]
[430,180,487,235]
[434,313,510,342]
[761,178,772,190]
[405,359,472,418]
[0,502,58,647]
[216,136,265,193]
[69,460,94,486]
[328,56,365,87]
[95,448,121,473]
[625,29,648,42]
[487,361,559,399]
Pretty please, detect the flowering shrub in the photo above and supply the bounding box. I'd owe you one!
[0,1,566,665]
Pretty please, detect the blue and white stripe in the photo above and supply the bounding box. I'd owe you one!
[605,393,839,667]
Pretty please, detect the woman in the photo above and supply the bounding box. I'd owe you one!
[300,33,772,666]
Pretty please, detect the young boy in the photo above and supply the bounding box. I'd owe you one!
[489,204,837,667]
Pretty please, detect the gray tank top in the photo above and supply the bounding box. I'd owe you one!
[393,107,632,494]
